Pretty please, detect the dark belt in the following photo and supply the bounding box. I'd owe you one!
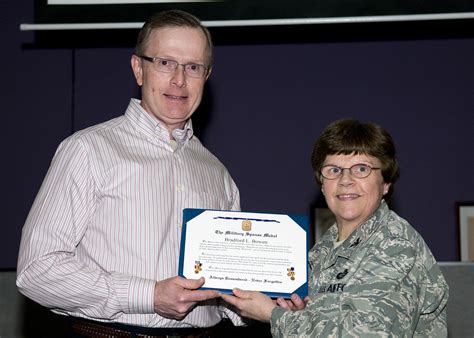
[70,317,218,338]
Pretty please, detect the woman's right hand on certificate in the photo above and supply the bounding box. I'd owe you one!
[276,293,310,311]
[221,288,310,322]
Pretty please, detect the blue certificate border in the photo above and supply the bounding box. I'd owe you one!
[178,208,309,299]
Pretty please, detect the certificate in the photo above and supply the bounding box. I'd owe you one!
[178,209,309,298]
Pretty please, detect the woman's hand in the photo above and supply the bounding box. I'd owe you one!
[221,288,277,322]
[276,293,310,311]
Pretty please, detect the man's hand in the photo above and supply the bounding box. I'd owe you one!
[220,288,276,323]
[154,276,219,320]
[276,293,310,311]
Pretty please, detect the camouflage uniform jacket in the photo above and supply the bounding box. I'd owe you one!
[270,201,448,337]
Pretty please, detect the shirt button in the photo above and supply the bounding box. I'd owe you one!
[177,184,183,191]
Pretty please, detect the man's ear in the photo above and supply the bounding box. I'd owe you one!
[131,55,143,86]
[205,67,212,81]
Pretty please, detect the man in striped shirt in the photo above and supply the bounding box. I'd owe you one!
[17,10,244,337]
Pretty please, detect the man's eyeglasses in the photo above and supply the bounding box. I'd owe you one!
[320,164,381,180]
[139,56,208,79]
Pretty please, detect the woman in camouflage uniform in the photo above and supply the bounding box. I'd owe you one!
[222,119,448,337]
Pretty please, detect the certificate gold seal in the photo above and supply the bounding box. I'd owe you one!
[242,220,252,231]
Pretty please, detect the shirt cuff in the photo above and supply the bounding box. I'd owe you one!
[114,273,156,314]
[221,305,248,326]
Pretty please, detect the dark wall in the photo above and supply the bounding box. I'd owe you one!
[3,0,473,269]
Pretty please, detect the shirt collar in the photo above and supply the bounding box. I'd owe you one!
[125,98,194,147]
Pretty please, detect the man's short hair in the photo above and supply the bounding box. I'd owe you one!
[135,10,213,67]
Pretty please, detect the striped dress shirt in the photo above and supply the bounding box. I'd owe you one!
[17,98,243,328]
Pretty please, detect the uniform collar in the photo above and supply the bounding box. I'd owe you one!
[311,200,390,267]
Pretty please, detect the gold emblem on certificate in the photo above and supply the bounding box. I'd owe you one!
[287,267,296,281]
[194,260,202,274]
[242,220,252,231]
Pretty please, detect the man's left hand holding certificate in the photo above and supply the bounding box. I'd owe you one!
[178,209,309,299]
